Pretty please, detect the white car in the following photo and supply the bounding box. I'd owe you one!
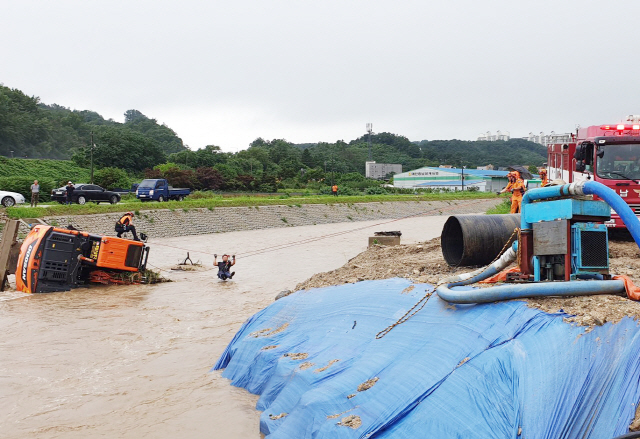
[0,190,26,207]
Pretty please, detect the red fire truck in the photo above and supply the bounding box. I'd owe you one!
[547,116,640,228]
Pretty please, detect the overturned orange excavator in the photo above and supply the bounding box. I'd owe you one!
[16,225,149,294]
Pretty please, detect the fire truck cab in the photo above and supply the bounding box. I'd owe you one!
[548,116,640,228]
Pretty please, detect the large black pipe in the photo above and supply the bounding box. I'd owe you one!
[441,214,521,267]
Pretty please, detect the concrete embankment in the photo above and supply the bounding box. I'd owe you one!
[9,198,500,239]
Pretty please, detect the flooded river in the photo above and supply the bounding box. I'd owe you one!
[0,216,446,438]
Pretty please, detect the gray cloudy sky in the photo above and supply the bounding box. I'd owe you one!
[2,0,639,151]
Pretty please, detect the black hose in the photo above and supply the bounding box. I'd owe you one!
[440,214,520,266]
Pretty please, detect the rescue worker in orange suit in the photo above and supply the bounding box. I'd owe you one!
[540,168,549,186]
[499,172,515,195]
[331,184,338,196]
[115,212,140,241]
[507,171,526,213]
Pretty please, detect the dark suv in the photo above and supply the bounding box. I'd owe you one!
[51,184,121,205]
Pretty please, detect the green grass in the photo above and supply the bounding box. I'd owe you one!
[4,191,497,219]
[0,157,90,184]
[486,198,512,214]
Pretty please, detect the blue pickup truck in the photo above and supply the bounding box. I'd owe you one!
[135,179,191,202]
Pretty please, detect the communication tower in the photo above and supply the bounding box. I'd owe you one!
[366,123,373,161]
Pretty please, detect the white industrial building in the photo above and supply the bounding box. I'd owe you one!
[393,167,511,192]
[365,161,402,180]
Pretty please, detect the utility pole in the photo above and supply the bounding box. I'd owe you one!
[461,165,465,191]
[331,146,335,186]
[90,131,95,184]
[366,123,373,161]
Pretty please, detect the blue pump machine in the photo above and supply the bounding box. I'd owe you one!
[437,181,637,304]
[526,198,611,282]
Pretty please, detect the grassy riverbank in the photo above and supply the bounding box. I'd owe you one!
[486,197,512,214]
[5,191,497,219]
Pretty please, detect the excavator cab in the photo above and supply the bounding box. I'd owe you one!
[15,225,149,294]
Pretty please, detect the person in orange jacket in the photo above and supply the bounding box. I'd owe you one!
[115,211,140,241]
[499,172,526,213]
[508,171,526,213]
[331,184,338,196]
[499,172,515,195]
[540,168,549,186]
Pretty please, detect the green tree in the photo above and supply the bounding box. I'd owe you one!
[301,148,314,167]
[93,167,131,190]
[123,109,186,154]
[87,127,166,172]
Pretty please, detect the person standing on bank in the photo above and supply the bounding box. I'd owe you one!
[331,184,338,196]
[539,168,549,187]
[214,254,235,280]
[65,181,75,205]
[506,171,526,213]
[30,180,40,207]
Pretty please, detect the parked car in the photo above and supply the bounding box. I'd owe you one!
[135,179,191,202]
[0,190,26,207]
[51,184,121,205]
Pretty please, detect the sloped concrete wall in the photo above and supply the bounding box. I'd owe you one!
[8,198,500,239]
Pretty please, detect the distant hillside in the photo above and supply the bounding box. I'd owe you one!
[292,133,547,173]
[0,84,186,160]
[417,138,547,169]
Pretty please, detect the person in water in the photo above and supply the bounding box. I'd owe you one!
[214,254,236,280]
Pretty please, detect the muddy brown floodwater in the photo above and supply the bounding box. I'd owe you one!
[0,215,449,439]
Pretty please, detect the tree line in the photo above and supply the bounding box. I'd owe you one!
[0,83,547,193]
[0,85,186,161]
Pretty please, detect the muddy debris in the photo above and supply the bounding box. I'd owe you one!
[250,322,289,338]
[327,408,358,419]
[261,345,278,351]
[357,377,379,392]
[249,328,272,338]
[170,264,208,272]
[631,404,640,431]
[295,237,640,328]
[314,359,340,373]
[337,415,362,429]
[269,413,288,420]
[283,352,308,360]
[299,362,315,370]
[401,285,415,294]
[275,289,294,300]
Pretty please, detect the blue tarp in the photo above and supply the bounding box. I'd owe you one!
[213,278,640,438]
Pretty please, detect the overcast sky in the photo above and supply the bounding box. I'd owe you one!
[2,0,639,152]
